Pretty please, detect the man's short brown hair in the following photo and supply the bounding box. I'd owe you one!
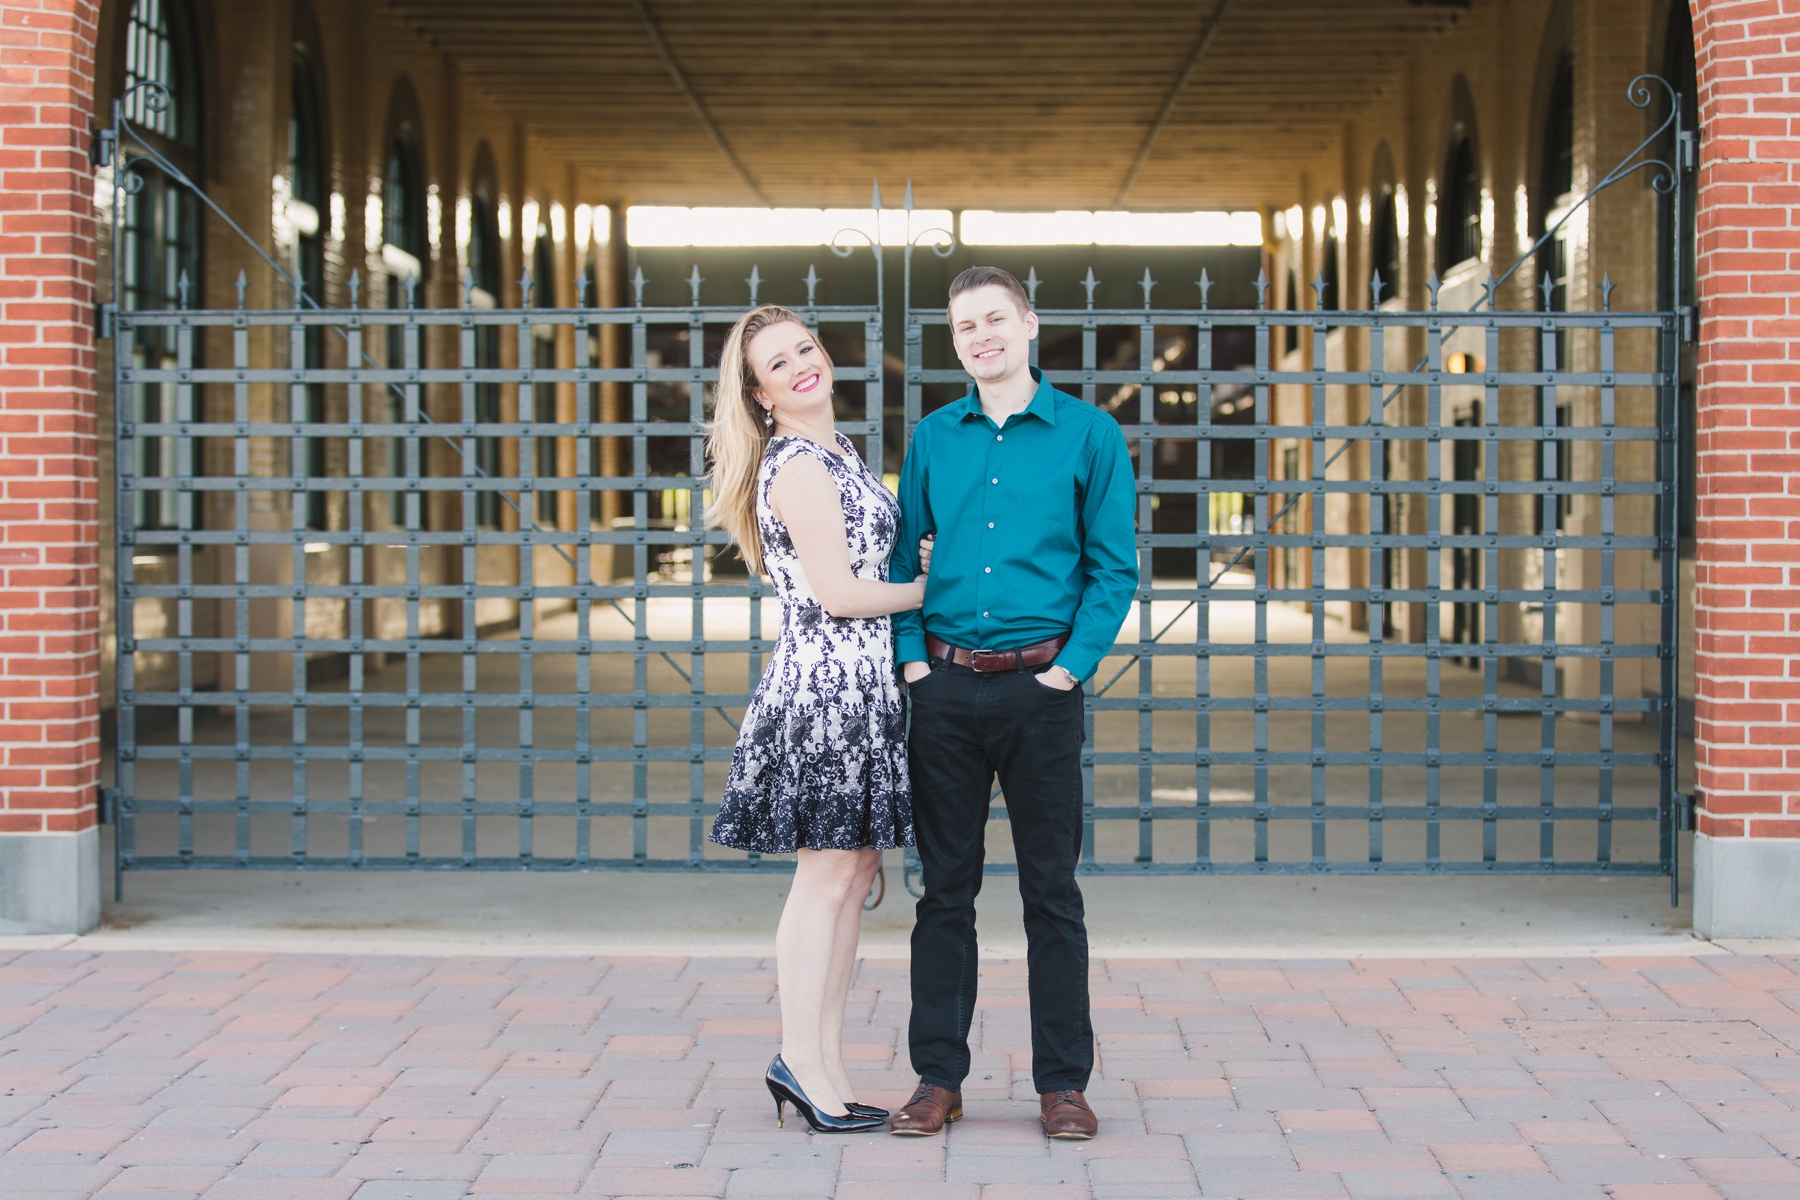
[947,265,1031,322]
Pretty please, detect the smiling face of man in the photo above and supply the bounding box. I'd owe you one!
[949,283,1039,390]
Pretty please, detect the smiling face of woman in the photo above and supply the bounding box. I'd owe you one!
[746,320,834,426]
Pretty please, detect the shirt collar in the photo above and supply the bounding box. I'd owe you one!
[954,368,1059,427]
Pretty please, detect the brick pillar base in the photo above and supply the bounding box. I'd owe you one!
[1691,1,1800,938]
[0,1,101,934]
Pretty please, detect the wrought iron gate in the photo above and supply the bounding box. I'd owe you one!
[903,276,1679,886]
[106,78,1689,893]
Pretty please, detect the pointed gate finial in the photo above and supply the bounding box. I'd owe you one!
[1082,267,1099,309]
[1252,267,1269,310]
[687,265,704,307]
[519,268,535,307]
[1310,271,1330,308]
[348,269,361,310]
[1139,268,1156,310]
[1600,271,1617,311]
[1024,267,1042,306]
[1197,268,1214,310]
[1538,270,1557,311]
[1369,270,1385,306]
[631,267,647,307]
[461,268,475,309]
[403,273,418,309]
[746,265,763,306]
[803,264,821,307]
[1426,270,1442,310]
[575,270,590,308]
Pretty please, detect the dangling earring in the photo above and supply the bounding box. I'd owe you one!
[763,408,774,430]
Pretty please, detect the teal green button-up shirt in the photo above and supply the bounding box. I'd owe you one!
[890,369,1138,682]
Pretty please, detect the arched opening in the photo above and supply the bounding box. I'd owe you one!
[1320,225,1341,312]
[290,42,328,529]
[530,205,559,523]
[468,145,503,528]
[1440,132,1481,270]
[1371,189,1399,300]
[122,0,203,535]
[381,88,426,527]
[1659,1,1698,547]
[1370,143,1400,301]
[1536,53,1575,536]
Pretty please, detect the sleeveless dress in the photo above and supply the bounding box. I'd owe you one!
[709,434,915,854]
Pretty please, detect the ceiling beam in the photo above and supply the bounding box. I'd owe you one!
[1113,0,1237,207]
[625,0,771,205]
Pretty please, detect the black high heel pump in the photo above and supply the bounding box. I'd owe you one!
[765,1055,884,1133]
[845,1102,890,1119]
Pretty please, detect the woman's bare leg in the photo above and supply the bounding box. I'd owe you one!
[776,847,867,1116]
[820,847,881,1104]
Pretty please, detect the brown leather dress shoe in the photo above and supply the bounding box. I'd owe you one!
[889,1080,962,1135]
[1040,1089,1097,1139]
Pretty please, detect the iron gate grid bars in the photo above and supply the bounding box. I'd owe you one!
[113,282,1679,884]
[108,70,1685,888]
[113,287,885,880]
[902,291,1679,881]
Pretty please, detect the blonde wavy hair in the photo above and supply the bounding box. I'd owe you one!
[705,305,833,575]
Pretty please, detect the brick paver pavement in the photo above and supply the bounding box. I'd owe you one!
[1,948,1797,1198]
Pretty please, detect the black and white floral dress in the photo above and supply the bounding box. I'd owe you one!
[709,433,915,854]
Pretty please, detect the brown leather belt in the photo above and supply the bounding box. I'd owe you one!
[925,633,1068,674]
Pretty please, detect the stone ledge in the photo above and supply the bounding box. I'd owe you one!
[1693,832,1800,939]
[0,827,100,935]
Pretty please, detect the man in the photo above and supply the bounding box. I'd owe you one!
[887,265,1136,1140]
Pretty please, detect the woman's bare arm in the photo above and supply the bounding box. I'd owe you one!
[770,453,926,619]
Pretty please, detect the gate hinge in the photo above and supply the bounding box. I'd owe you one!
[1678,791,1698,831]
[1679,130,1698,171]
[99,786,119,825]
[1678,305,1696,344]
[89,126,115,169]
[96,301,115,340]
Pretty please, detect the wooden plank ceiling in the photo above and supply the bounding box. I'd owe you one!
[388,0,1475,210]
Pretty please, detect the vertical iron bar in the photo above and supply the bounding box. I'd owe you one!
[517,314,536,865]
[1483,318,1501,865]
[1425,316,1443,866]
[575,309,593,867]
[632,316,650,864]
[1598,319,1618,866]
[1195,315,1215,867]
[402,308,423,868]
[1368,312,1386,864]
[1137,319,1155,864]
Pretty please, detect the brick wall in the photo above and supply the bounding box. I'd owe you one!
[0,0,100,836]
[1691,0,1800,840]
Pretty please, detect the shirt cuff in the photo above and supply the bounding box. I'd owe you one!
[896,630,929,665]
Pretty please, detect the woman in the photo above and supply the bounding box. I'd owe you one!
[706,305,925,1134]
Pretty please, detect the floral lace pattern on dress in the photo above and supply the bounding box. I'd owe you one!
[708,434,915,854]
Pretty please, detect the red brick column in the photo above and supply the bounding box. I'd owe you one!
[0,0,101,933]
[1690,0,1800,935]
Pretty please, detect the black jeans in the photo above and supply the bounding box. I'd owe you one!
[906,656,1092,1095]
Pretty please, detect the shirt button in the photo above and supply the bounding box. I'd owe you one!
[988,522,995,528]
[984,567,992,573]
[983,610,989,617]
[996,434,1003,441]
[991,477,998,484]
